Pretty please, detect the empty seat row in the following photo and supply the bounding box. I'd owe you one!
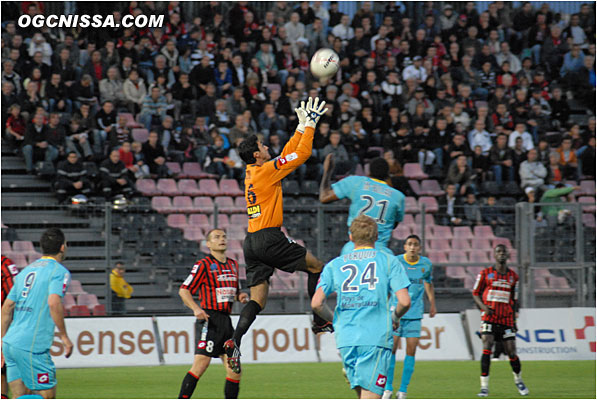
[393,224,497,241]
[166,213,248,231]
[426,247,518,264]
[152,196,246,214]
[138,178,243,197]
[408,180,444,197]
[425,238,512,251]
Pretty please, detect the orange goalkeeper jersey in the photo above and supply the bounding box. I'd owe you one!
[245,126,314,233]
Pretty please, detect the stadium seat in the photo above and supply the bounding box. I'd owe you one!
[403,163,428,180]
[418,197,439,213]
[219,179,244,197]
[463,275,476,290]
[228,225,246,240]
[193,197,214,214]
[301,180,319,196]
[448,252,468,263]
[63,293,76,312]
[9,253,28,269]
[578,196,596,213]
[452,226,474,239]
[181,162,203,179]
[534,268,552,278]
[401,214,415,228]
[136,179,158,196]
[405,197,418,213]
[28,253,42,264]
[92,304,107,316]
[216,196,236,214]
[354,164,365,176]
[184,226,205,242]
[534,277,549,289]
[216,214,230,230]
[468,250,490,263]
[228,240,243,251]
[131,128,149,143]
[471,238,492,250]
[412,224,434,238]
[509,248,518,262]
[69,305,91,317]
[474,225,495,239]
[234,197,247,211]
[582,213,596,228]
[2,241,11,253]
[426,250,448,263]
[420,180,444,196]
[451,238,471,250]
[12,241,36,256]
[151,196,174,214]
[189,214,211,230]
[167,214,188,229]
[119,112,142,128]
[431,225,453,239]
[166,162,181,175]
[428,239,450,251]
[579,180,596,196]
[408,180,422,196]
[178,179,202,196]
[198,179,220,196]
[173,196,194,213]
[414,213,436,226]
[445,266,467,278]
[230,214,248,229]
[393,225,411,239]
[157,179,179,196]
[282,180,300,196]
[67,280,86,295]
[77,294,100,308]
[492,237,513,249]
[549,276,572,290]
[466,266,484,276]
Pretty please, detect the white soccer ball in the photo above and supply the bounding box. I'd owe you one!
[310,48,340,79]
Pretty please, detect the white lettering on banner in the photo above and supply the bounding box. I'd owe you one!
[487,289,510,303]
[464,307,596,361]
[216,287,236,303]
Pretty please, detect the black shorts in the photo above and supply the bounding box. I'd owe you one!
[481,322,516,342]
[243,227,307,287]
[194,310,234,358]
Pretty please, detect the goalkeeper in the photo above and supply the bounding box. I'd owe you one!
[224,98,331,374]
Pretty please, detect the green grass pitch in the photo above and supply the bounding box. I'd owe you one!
[56,360,595,398]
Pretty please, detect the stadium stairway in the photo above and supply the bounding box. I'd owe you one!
[1,141,184,315]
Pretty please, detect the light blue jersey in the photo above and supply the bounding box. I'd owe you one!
[332,176,405,248]
[317,248,410,349]
[3,258,70,353]
[394,254,433,320]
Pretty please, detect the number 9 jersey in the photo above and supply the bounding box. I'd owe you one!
[317,248,410,350]
[331,176,405,249]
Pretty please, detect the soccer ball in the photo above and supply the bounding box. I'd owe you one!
[310,48,340,79]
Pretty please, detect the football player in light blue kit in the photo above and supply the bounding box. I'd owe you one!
[319,155,405,256]
[312,215,411,399]
[384,234,436,399]
[1,228,74,399]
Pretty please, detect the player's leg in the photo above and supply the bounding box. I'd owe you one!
[36,386,57,399]
[503,336,528,395]
[302,250,333,331]
[478,324,495,397]
[359,388,382,399]
[220,355,241,399]
[178,355,211,399]
[8,379,31,398]
[383,333,400,398]
[397,336,419,398]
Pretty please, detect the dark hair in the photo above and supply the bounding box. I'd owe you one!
[40,228,65,255]
[405,234,421,244]
[205,228,226,241]
[115,261,125,268]
[238,134,260,164]
[495,243,508,251]
[369,157,389,180]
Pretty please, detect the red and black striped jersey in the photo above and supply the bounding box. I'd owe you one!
[180,254,240,314]
[472,266,518,327]
[1,255,18,304]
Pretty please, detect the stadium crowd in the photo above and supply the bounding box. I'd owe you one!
[1,1,595,209]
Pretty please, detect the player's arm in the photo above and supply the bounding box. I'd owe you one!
[48,294,73,358]
[1,299,15,338]
[393,288,411,321]
[319,153,339,203]
[311,287,334,322]
[179,288,209,320]
[179,261,210,320]
[424,282,437,317]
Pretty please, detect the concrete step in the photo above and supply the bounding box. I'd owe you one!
[1,175,52,193]
[2,210,93,229]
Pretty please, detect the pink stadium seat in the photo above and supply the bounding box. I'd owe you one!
[151,196,174,214]
[354,164,365,176]
[534,277,549,289]
[63,294,76,312]
[583,213,596,228]
[474,225,495,239]
[393,225,411,239]
[509,248,518,262]
[492,237,513,249]
[157,179,179,196]
[427,250,448,263]
[468,250,489,263]
[2,241,11,253]
[70,305,91,317]
[184,226,205,242]
[167,214,188,229]
[230,214,248,229]
[405,197,419,214]
[12,241,35,255]
[172,196,194,213]
[420,180,444,196]
[578,196,596,213]
[579,180,596,196]
[119,113,142,128]
[412,224,434,238]
[219,179,244,197]
[402,214,416,227]
[453,226,474,239]
[216,214,230,230]
[534,268,552,278]
[418,197,439,213]
[92,304,107,316]
[234,197,247,212]
[67,280,86,295]
[428,239,450,251]
[445,266,467,278]
[451,238,471,250]
[228,225,246,240]
[178,179,202,196]
[9,253,28,269]
[549,276,571,289]
[448,252,468,263]
[193,197,214,214]
[136,179,158,196]
[181,162,203,179]
[237,262,246,276]
[198,179,220,196]
[466,266,485,276]
[189,214,211,230]
[408,180,422,196]
[228,240,243,251]
[28,253,42,264]
[463,275,476,290]
[414,213,436,226]
[431,225,453,239]
[403,163,428,180]
[77,294,100,307]
[216,196,236,214]
[131,128,149,143]
[166,162,181,175]
[471,238,492,250]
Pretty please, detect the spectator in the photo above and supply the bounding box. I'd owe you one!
[540,184,577,226]
[495,41,521,73]
[99,66,125,108]
[556,136,579,180]
[402,56,427,84]
[4,104,26,149]
[70,74,98,112]
[99,149,135,199]
[437,183,465,226]
[258,103,287,142]
[123,69,147,115]
[55,152,92,204]
[482,195,506,227]
[171,73,198,120]
[462,191,482,226]
[142,131,170,178]
[205,135,231,178]
[214,60,233,97]
[28,33,52,66]
[332,14,355,42]
[508,122,535,151]
[468,119,492,154]
[46,113,66,159]
[547,151,564,186]
[561,43,586,76]
[321,131,352,177]
[139,86,168,130]
[580,136,596,179]
[197,82,218,121]
[519,148,548,190]
[110,262,133,315]
[45,73,71,114]
[23,113,57,174]
[489,134,515,185]
[2,60,22,95]
[446,154,475,196]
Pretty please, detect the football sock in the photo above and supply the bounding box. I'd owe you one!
[2,394,8,399]
[385,352,396,392]
[224,377,240,399]
[178,371,199,399]
[509,356,521,374]
[481,349,491,376]
[480,376,489,389]
[308,272,327,326]
[399,355,415,393]
[232,300,262,346]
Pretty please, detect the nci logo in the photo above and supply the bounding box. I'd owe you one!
[516,329,566,343]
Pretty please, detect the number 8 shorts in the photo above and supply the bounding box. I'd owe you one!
[194,310,234,358]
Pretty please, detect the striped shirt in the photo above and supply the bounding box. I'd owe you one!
[473,266,518,327]
[1,256,18,304]
[180,255,239,314]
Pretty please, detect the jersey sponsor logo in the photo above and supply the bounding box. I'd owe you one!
[375,374,387,387]
[247,204,261,219]
[183,274,193,286]
[197,341,206,349]
[492,280,512,289]
[217,274,237,282]
[37,373,49,384]
[285,152,298,162]
[8,264,18,276]
[191,265,199,274]
[216,287,237,303]
[209,263,218,272]
[487,289,510,303]
[487,273,495,279]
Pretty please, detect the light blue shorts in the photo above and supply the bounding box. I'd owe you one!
[394,318,422,338]
[2,342,56,391]
[341,241,394,256]
[339,345,393,396]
